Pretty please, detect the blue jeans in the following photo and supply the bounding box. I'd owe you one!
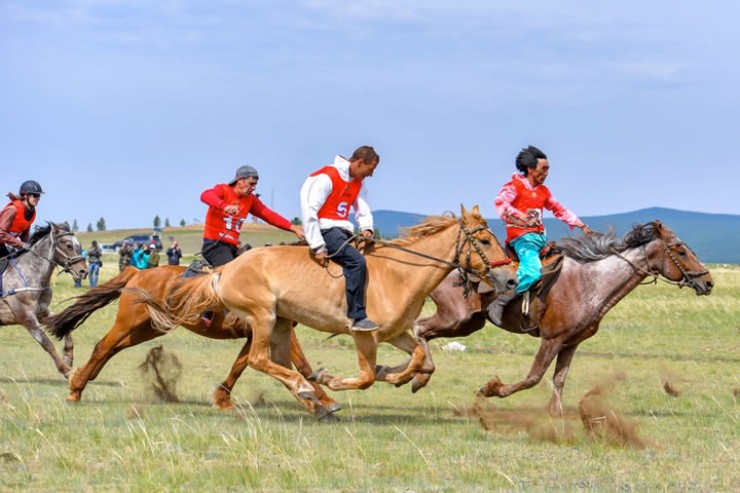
[322,227,369,321]
[89,262,100,287]
[510,232,548,294]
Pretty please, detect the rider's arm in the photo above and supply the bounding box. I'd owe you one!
[354,185,374,235]
[300,174,333,254]
[249,196,294,231]
[0,206,23,248]
[200,184,228,210]
[545,194,584,229]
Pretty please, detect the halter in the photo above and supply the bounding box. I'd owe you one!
[611,237,709,290]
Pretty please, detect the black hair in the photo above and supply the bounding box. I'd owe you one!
[515,146,547,176]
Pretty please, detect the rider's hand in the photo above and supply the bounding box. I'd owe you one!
[291,224,305,241]
[581,224,593,236]
[313,250,328,267]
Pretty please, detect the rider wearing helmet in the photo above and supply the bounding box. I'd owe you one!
[0,180,44,259]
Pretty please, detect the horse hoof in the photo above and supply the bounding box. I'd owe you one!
[65,395,81,404]
[317,410,340,423]
[326,402,342,413]
[307,368,326,384]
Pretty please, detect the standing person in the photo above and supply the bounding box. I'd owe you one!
[131,243,150,269]
[74,248,87,287]
[488,145,593,325]
[0,180,43,260]
[166,240,182,265]
[147,243,160,268]
[118,241,133,272]
[199,164,305,267]
[87,240,103,287]
[300,145,380,331]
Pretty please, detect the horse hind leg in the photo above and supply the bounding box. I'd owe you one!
[547,344,579,416]
[22,317,72,378]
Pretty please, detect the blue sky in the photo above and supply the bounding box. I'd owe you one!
[2,1,738,231]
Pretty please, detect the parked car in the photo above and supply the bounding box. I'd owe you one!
[113,234,163,252]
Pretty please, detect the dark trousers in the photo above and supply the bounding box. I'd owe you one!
[202,240,238,267]
[322,227,368,321]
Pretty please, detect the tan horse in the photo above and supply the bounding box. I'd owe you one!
[142,205,517,417]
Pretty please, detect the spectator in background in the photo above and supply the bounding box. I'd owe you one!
[132,243,150,269]
[87,240,103,287]
[166,240,182,265]
[147,243,160,268]
[118,241,133,272]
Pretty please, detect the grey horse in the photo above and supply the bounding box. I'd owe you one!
[0,222,88,377]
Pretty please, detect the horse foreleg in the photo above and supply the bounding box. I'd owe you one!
[547,343,579,416]
[214,339,251,410]
[478,338,562,400]
[40,307,74,368]
[22,317,71,378]
[309,331,377,391]
[288,327,341,413]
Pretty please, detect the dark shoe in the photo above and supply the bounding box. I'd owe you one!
[352,318,379,332]
[488,292,516,326]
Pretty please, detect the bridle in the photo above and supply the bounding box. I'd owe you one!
[611,236,709,291]
[27,228,86,276]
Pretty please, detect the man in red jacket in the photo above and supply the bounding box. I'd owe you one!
[200,165,304,267]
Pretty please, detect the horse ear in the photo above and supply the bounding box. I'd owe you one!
[460,204,469,217]
[471,205,480,216]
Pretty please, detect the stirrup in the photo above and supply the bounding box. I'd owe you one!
[521,291,530,317]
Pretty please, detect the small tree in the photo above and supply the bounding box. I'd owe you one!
[165,217,171,228]
[153,215,161,228]
[292,217,302,225]
[86,223,93,233]
[72,219,79,232]
[96,217,107,231]
[180,219,186,227]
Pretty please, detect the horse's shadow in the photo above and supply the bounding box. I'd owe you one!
[0,376,120,387]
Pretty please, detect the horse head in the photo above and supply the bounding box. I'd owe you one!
[459,205,518,295]
[643,221,713,295]
[48,222,88,281]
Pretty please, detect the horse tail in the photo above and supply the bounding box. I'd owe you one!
[46,267,140,340]
[134,272,222,332]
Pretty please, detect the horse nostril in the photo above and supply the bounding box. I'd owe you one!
[507,279,518,290]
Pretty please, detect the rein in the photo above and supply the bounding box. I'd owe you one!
[27,230,85,275]
[331,219,510,278]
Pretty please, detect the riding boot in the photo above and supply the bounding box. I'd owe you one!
[488,291,517,327]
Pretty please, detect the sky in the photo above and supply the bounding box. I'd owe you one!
[2,1,739,231]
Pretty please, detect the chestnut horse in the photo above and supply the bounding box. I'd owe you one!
[413,221,713,414]
[45,265,340,417]
[141,206,517,418]
[1,222,87,377]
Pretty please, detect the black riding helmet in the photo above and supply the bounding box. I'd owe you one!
[19,180,44,196]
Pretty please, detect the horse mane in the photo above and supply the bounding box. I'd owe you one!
[29,223,52,246]
[558,222,659,263]
[391,214,459,247]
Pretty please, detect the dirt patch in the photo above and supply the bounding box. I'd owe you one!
[138,345,182,402]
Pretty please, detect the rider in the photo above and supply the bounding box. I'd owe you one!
[488,146,592,326]
[200,164,305,267]
[300,145,380,332]
[0,180,43,260]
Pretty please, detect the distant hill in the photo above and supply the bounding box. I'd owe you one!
[373,207,740,264]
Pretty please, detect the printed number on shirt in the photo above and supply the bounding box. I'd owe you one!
[336,201,350,218]
[223,216,245,233]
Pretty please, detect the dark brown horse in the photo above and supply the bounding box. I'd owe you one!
[45,265,340,417]
[413,221,714,414]
[1,222,87,377]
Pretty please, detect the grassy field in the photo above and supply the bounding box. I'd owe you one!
[0,256,738,492]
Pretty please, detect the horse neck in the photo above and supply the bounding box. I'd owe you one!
[15,234,56,283]
[375,224,463,297]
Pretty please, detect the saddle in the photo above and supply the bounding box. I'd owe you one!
[181,259,213,278]
[503,242,564,335]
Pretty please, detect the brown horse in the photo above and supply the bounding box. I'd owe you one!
[1,222,87,377]
[413,221,714,415]
[140,205,517,417]
[45,265,340,417]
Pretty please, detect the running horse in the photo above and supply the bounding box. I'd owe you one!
[413,220,714,414]
[45,265,340,416]
[0,222,88,377]
[140,205,517,418]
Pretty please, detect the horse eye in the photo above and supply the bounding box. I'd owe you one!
[480,239,491,246]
